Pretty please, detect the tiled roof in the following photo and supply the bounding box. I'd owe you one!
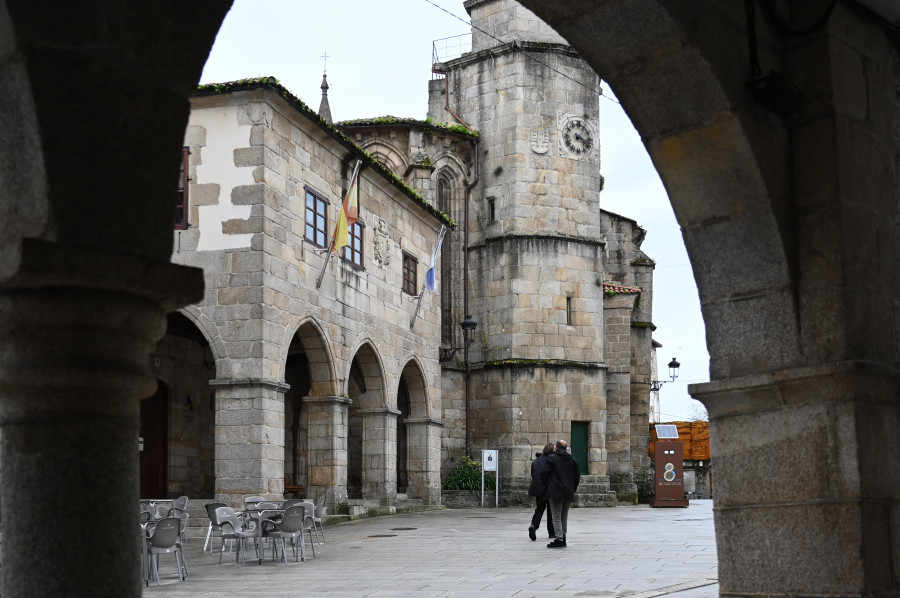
[603,283,641,295]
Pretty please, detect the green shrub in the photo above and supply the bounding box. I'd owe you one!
[442,456,496,491]
[635,463,655,503]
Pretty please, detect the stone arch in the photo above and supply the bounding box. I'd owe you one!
[358,137,409,177]
[399,356,431,420]
[396,357,442,501]
[178,305,226,364]
[282,316,339,397]
[345,340,393,499]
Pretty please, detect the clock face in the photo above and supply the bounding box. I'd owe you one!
[561,119,594,157]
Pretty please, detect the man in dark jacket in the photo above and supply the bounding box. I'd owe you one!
[527,443,556,541]
[540,439,580,548]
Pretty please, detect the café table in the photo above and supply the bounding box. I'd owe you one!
[242,508,285,565]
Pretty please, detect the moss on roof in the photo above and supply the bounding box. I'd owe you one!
[338,116,479,139]
[194,77,455,229]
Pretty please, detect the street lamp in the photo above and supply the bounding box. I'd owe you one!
[650,357,680,392]
[439,315,478,363]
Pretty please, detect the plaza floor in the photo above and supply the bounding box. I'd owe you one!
[143,499,718,598]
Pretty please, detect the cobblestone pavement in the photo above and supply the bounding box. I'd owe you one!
[143,500,717,598]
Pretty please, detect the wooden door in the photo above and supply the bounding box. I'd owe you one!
[570,421,589,475]
[140,383,168,498]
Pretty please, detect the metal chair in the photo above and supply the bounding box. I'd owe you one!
[215,507,260,566]
[203,502,227,553]
[143,517,187,586]
[261,505,307,563]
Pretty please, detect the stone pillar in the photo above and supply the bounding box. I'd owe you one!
[303,395,351,504]
[692,363,900,596]
[360,407,400,500]
[211,378,287,508]
[405,418,444,505]
[0,241,202,597]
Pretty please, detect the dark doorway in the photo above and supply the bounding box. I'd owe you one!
[396,379,410,494]
[140,382,169,497]
[570,421,589,476]
[285,350,311,490]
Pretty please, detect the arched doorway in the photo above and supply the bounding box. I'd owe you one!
[284,341,311,494]
[346,342,390,500]
[139,382,168,498]
[396,378,410,494]
[147,312,217,498]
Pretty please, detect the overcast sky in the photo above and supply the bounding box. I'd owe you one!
[200,0,710,421]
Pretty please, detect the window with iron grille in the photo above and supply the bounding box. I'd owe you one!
[343,221,364,268]
[402,252,417,295]
[305,188,328,248]
[174,147,189,230]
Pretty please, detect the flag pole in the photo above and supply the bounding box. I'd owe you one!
[316,160,362,289]
[410,224,447,329]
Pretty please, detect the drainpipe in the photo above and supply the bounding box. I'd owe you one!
[463,137,479,458]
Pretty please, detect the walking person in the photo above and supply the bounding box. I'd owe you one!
[540,439,580,548]
[527,443,556,541]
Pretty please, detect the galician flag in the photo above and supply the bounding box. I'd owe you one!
[425,225,447,292]
[332,161,361,254]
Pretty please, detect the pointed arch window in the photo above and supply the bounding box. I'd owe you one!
[438,177,454,344]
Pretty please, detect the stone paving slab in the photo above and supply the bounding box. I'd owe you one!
[143,500,717,597]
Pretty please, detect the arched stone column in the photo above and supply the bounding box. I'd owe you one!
[519,0,900,595]
[210,378,288,508]
[303,395,351,504]
[359,407,401,499]
[405,417,444,505]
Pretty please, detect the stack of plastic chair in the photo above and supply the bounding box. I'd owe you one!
[215,507,260,566]
[261,505,307,564]
[143,517,187,586]
[203,502,227,554]
[281,498,305,509]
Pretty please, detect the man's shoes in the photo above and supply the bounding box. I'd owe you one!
[528,526,536,541]
[547,539,566,548]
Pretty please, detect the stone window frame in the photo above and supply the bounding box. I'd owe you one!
[343,220,365,269]
[174,147,190,230]
[304,186,329,248]
[402,252,417,296]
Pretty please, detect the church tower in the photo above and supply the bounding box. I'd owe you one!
[430,0,615,499]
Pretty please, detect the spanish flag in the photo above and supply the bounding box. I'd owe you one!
[332,161,361,254]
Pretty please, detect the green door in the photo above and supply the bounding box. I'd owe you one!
[570,421,589,475]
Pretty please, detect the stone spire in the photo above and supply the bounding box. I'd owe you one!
[318,73,332,124]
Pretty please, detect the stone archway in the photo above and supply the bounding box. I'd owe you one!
[1,1,898,595]
[398,358,443,504]
[515,1,900,595]
[346,341,392,500]
[285,318,344,503]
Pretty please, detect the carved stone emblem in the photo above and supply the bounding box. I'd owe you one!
[530,128,550,154]
[373,218,391,268]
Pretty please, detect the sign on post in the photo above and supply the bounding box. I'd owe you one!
[481,450,499,507]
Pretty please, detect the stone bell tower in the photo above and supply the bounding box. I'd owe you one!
[431,0,618,503]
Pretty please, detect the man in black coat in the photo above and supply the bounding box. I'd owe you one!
[527,443,556,541]
[540,439,580,548]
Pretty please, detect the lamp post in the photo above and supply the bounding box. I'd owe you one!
[439,315,477,363]
[650,357,680,392]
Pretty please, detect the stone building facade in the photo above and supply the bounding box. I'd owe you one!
[148,80,450,508]
[339,0,657,505]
